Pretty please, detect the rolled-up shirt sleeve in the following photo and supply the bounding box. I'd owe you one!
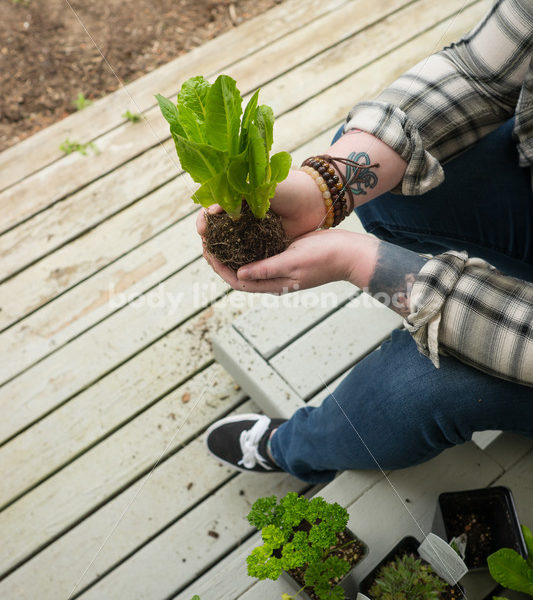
[404,251,533,387]
[343,0,533,195]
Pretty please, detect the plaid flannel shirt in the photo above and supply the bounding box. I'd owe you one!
[345,0,533,386]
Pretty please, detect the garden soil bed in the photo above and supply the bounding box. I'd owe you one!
[0,0,283,153]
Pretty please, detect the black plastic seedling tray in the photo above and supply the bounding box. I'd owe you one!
[438,486,527,570]
[359,536,465,598]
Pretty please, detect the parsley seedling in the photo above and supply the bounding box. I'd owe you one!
[246,492,362,600]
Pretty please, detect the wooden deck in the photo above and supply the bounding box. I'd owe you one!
[1,0,532,598]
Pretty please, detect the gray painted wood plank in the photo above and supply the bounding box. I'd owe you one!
[213,325,305,419]
[493,448,533,527]
[0,258,227,445]
[0,363,241,576]
[233,281,359,359]
[270,296,402,398]
[0,399,306,600]
[0,298,252,505]
[479,432,533,471]
[0,209,200,384]
[78,472,305,600]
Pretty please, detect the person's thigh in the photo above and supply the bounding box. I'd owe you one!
[270,329,533,484]
[354,119,533,281]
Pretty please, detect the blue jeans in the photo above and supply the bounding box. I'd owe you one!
[270,120,533,484]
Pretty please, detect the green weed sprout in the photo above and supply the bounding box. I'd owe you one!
[73,93,93,111]
[122,110,142,123]
[59,139,99,156]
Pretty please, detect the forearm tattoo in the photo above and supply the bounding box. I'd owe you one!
[367,241,428,318]
[346,151,379,196]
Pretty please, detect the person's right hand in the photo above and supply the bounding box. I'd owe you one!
[267,167,328,238]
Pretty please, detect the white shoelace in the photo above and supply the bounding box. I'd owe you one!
[238,416,273,470]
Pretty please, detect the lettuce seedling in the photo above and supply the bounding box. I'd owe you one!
[488,524,533,598]
[156,75,291,220]
[246,492,363,600]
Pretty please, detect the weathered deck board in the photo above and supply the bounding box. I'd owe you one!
[0,258,228,444]
[0,0,348,194]
[0,298,253,505]
[494,448,533,527]
[269,297,402,399]
[0,363,242,575]
[77,472,305,600]
[0,174,194,330]
[0,399,306,600]
[0,208,200,383]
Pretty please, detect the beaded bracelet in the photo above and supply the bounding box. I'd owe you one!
[301,159,346,228]
[301,154,380,228]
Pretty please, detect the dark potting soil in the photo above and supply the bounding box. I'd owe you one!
[439,487,526,569]
[203,203,290,271]
[445,511,493,569]
[287,529,365,600]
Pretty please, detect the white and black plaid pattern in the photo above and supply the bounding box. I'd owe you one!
[406,251,533,387]
[345,0,533,195]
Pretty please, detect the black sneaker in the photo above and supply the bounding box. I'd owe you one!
[205,413,286,473]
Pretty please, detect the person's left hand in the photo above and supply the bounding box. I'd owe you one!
[203,228,369,294]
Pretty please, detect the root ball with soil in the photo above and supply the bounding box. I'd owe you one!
[204,203,290,271]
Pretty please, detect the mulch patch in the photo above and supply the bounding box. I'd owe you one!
[0,0,282,152]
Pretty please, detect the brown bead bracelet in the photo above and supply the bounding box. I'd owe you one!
[301,158,345,228]
[301,154,380,228]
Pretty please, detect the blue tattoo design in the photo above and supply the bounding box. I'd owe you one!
[346,151,378,195]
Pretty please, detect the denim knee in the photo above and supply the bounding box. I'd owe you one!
[270,330,533,483]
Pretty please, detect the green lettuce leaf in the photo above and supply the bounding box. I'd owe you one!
[193,172,242,219]
[178,104,207,144]
[270,151,292,184]
[522,524,533,568]
[177,76,210,123]
[169,121,188,145]
[227,154,249,194]
[157,74,290,219]
[247,121,268,188]
[206,75,242,155]
[174,135,227,184]
[239,90,259,152]
[255,105,274,154]
[155,94,180,126]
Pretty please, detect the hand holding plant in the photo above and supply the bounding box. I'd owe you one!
[157,75,293,271]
